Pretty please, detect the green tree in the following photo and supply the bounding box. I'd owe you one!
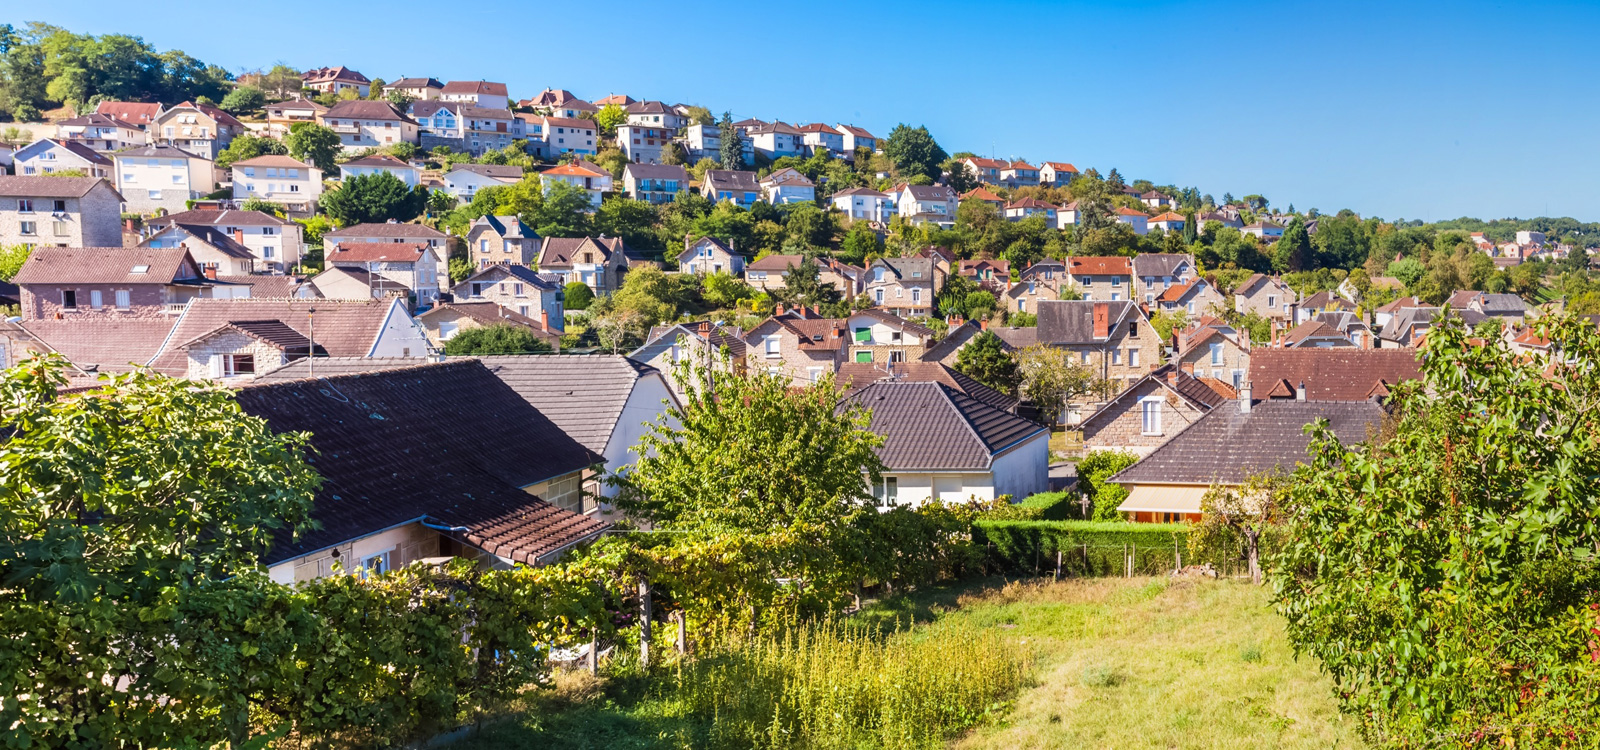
[953,331,1021,395]
[534,180,593,237]
[286,122,341,173]
[1273,217,1311,273]
[701,271,753,309]
[1016,343,1102,426]
[441,322,552,355]
[1075,450,1140,521]
[563,282,594,311]
[593,197,661,256]
[318,171,426,226]
[214,133,286,170]
[218,84,264,113]
[964,290,997,319]
[717,110,743,171]
[773,258,841,309]
[838,223,882,265]
[0,243,32,281]
[882,124,947,182]
[593,103,627,136]
[684,105,714,126]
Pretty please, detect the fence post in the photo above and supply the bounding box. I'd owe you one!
[586,630,597,675]
[1054,549,1062,582]
[1124,544,1131,578]
[639,579,652,669]
[1175,538,1182,571]
[674,611,687,655]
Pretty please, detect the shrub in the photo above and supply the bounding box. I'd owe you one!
[974,520,1191,576]
[564,282,594,310]
[1018,490,1078,520]
[442,323,552,355]
[1075,450,1139,520]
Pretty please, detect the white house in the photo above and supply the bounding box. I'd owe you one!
[834,124,877,155]
[55,113,146,152]
[1114,207,1150,235]
[831,187,896,222]
[113,145,216,215]
[798,123,844,156]
[145,208,304,274]
[759,167,815,205]
[231,155,323,211]
[616,124,674,164]
[322,100,419,153]
[623,100,687,130]
[894,184,958,227]
[622,162,689,204]
[440,80,510,110]
[339,154,421,187]
[1242,221,1285,239]
[539,162,609,211]
[441,164,523,202]
[677,235,745,275]
[325,241,441,305]
[13,139,112,178]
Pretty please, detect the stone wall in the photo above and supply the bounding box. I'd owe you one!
[22,283,170,320]
[1083,379,1210,455]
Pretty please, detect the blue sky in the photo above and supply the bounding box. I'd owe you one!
[22,0,1598,221]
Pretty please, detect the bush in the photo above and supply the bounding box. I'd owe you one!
[564,282,594,311]
[974,520,1190,576]
[1075,450,1139,520]
[1018,490,1078,520]
[442,323,552,355]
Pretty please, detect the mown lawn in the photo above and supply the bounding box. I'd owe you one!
[452,576,1360,749]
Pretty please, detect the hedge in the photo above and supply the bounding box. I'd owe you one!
[974,520,1282,578]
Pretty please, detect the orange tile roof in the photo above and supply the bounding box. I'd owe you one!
[961,187,1004,202]
[542,163,607,177]
[1041,161,1078,172]
[1157,279,1202,303]
[964,157,1007,169]
[1149,211,1186,222]
[1068,256,1133,276]
[1114,207,1150,217]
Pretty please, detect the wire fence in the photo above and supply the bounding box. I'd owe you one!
[990,541,1255,580]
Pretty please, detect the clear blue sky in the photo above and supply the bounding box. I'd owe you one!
[22,0,1598,221]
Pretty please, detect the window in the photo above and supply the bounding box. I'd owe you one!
[1210,342,1223,365]
[1081,276,1092,286]
[61,290,77,310]
[1080,350,1091,364]
[895,287,903,298]
[807,366,825,382]
[17,199,32,213]
[1267,295,1276,308]
[1111,349,1122,365]
[889,350,905,363]
[148,190,161,200]
[1186,301,1196,314]
[874,289,884,304]
[89,290,103,309]
[362,551,390,577]
[19,221,36,236]
[1141,398,1162,435]
[1128,348,1139,367]
[911,288,921,304]
[764,335,780,356]
[1018,299,1026,312]
[480,239,489,253]
[855,350,872,363]
[115,290,130,310]
[1111,276,1121,286]
[222,354,255,377]
[874,476,899,506]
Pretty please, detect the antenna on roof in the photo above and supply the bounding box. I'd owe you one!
[307,307,316,378]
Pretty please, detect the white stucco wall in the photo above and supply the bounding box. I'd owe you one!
[371,300,434,357]
[990,432,1050,499]
[598,372,679,497]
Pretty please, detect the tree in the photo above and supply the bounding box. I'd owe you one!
[953,331,1021,395]
[1272,313,1600,745]
[882,124,947,182]
[1194,474,1283,584]
[286,122,340,173]
[964,290,997,319]
[364,77,385,99]
[534,180,592,237]
[441,322,552,355]
[701,271,753,309]
[1273,217,1311,273]
[593,103,627,136]
[593,197,661,255]
[773,258,840,309]
[1016,344,1102,426]
[258,63,301,98]
[838,223,882,265]
[0,126,31,148]
[0,243,32,280]
[1076,450,1139,521]
[318,171,426,226]
[717,110,743,171]
[1387,256,1426,289]
[684,105,714,126]
[214,133,286,170]
[942,157,978,195]
[218,84,264,113]
[563,282,594,311]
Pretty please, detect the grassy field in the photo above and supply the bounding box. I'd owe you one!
[453,576,1360,749]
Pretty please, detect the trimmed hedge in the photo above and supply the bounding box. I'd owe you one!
[975,520,1280,578]
[1017,491,1078,520]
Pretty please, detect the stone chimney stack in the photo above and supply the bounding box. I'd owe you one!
[234,228,245,246]
[541,309,550,332]
[1296,380,1307,401]
[1239,381,1252,414]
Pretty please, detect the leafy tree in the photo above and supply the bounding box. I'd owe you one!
[1195,474,1283,584]
[773,258,840,309]
[1076,450,1139,521]
[287,122,341,173]
[318,171,426,226]
[953,331,1020,395]
[701,271,753,310]
[717,110,743,171]
[882,124,947,182]
[258,63,301,98]
[1016,343,1102,426]
[219,84,264,113]
[1273,313,1600,745]
[214,133,286,169]
[1273,216,1311,273]
[563,281,594,311]
[1387,256,1426,289]
[0,243,32,280]
[838,223,882,265]
[364,77,385,99]
[238,197,284,216]
[593,197,660,255]
[964,290,997,319]
[441,322,552,355]
[593,103,627,136]
[942,157,978,195]
[534,180,593,237]
[684,105,714,126]
[385,89,415,109]
[0,126,31,148]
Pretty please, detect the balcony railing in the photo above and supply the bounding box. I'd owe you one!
[328,124,360,134]
[163,302,188,314]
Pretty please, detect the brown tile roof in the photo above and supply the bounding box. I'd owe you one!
[473,355,666,454]
[180,319,321,354]
[1110,399,1387,486]
[961,187,1004,202]
[539,237,623,267]
[324,99,412,122]
[1068,255,1134,276]
[1004,198,1054,210]
[1247,348,1421,401]
[12,247,201,285]
[340,154,415,169]
[418,303,559,345]
[148,298,398,375]
[746,253,805,272]
[9,318,177,374]
[149,224,256,259]
[847,381,1047,471]
[324,222,447,240]
[328,242,429,263]
[836,360,1020,414]
[234,360,606,566]
[0,175,117,199]
[94,101,163,125]
[991,326,1038,349]
[1277,320,1347,347]
[149,208,291,228]
[442,80,508,96]
[1157,279,1204,303]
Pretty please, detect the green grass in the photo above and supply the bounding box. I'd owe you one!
[451,577,1360,750]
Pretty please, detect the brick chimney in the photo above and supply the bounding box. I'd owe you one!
[979,318,988,331]
[1092,302,1110,338]
[204,265,217,280]
[775,303,785,316]
[234,228,245,245]
[1239,326,1251,350]
[541,309,550,332]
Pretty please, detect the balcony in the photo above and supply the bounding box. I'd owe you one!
[328,123,360,134]
[163,302,188,314]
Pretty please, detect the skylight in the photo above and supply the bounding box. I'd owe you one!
[130,265,150,273]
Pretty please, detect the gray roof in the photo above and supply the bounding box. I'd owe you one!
[991,326,1038,349]
[704,170,760,192]
[623,162,689,181]
[1080,364,1228,431]
[115,144,206,161]
[1110,400,1387,486]
[471,214,536,240]
[0,175,117,199]
[324,222,447,240]
[1132,253,1191,279]
[837,360,1021,414]
[875,256,934,281]
[474,355,671,454]
[454,263,559,292]
[630,323,747,364]
[847,381,1046,471]
[1036,300,1140,345]
[252,357,430,382]
[902,184,955,201]
[919,321,1002,362]
[1477,293,1527,314]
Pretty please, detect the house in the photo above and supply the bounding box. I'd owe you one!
[1114,206,1150,234]
[263,97,328,137]
[11,246,211,320]
[1376,306,1486,348]
[13,139,112,178]
[1148,211,1186,234]
[140,223,263,277]
[844,308,935,364]
[146,209,304,274]
[450,264,563,327]
[1373,296,1428,329]
[1195,210,1243,231]
[961,157,1006,185]
[1248,348,1421,401]
[623,100,686,130]
[742,313,848,383]
[465,214,540,268]
[834,124,877,155]
[323,222,448,258]
[1039,162,1078,187]
[841,347,1024,416]
[1111,395,1387,522]
[55,113,146,152]
[622,162,689,204]
[1295,290,1356,323]
[746,121,804,159]
[417,302,560,349]
[148,296,429,379]
[678,235,745,275]
[682,123,751,163]
[1035,300,1164,420]
[848,380,1049,505]
[231,155,323,212]
[1056,201,1080,229]
[597,95,635,109]
[1155,278,1225,317]
[0,316,181,379]
[1005,263,1069,314]
[539,162,608,211]
[616,124,674,164]
[0,176,125,249]
[538,236,627,292]
[743,253,804,292]
[151,101,244,159]
[535,117,597,157]
[1242,221,1285,239]
[1278,319,1356,349]
[236,361,607,582]
[999,160,1040,188]
[863,257,937,317]
[760,167,815,205]
[960,259,1010,284]
[701,170,762,208]
[94,101,164,128]
[1310,311,1373,348]
[325,241,440,304]
[895,184,958,227]
[1067,256,1134,301]
[322,100,419,153]
[412,101,466,146]
[522,88,581,112]
[831,187,896,222]
[1446,290,1530,325]
[1081,365,1232,457]
[440,80,510,109]
[629,321,747,400]
[302,66,371,96]
[383,77,444,101]
[961,187,1005,208]
[112,145,216,215]
[1174,322,1251,389]
[339,154,421,187]
[1003,198,1056,223]
[797,123,844,156]
[1138,191,1173,210]
[460,107,522,156]
[1234,273,1296,320]
[441,163,522,202]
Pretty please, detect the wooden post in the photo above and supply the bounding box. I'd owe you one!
[1054,549,1062,582]
[1175,538,1182,571]
[638,579,652,669]
[586,631,597,675]
[674,611,687,655]
[1124,544,1131,578]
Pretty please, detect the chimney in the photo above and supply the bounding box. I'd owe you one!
[124,218,135,232]
[775,303,785,316]
[1239,326,1251,350]
[979,318,988,331]
[1092,302,1110,338]
[541,309,550,332]
[1296,380,1306,401]
[234,228,244,245]
[1239,381,1252,413]
[204,265,217,280]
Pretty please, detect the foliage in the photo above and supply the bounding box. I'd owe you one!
[1271,312,1600,747]
[563,281,594,311]
[1195,474,1285,585]
[973,520,1192,575]
[593,103,627,136]
[0,243,31,281]
[440,322,553,355]
[319,171,427,226]
[535,180,594,238]
[772,257,841,309]
[1075,450,1140,521]
[0,23,232,118]
[717,111,742,171]
[218,84,264,113]
[1149,310,1188,344]
[1015,344,1103,426]
[882,123,947,182]
[286,122,340,173]
[214,132,286,169]
[954,330,1021,395]
[700,271,754,310]
[592,197,661,256]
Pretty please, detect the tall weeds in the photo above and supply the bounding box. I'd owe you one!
[657,618,1031,749]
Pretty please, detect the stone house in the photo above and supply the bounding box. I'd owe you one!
[743,253,804,292]
[113,145,216,215]
[416,302,561,351]
[743,313,848,384]
[863,257,937,317]
[1132,253,1195,303]
[450,263,564,329]
[11,246,210,320]
[325,241,440,305]
[0,176,125,249]
[538,237,627,293]
[1080,365,1231,457]
[1233,273,1296,320]
[180,320,326,382]
[13,139,113,178]
[1067,255,1134,302]
[677,235,745,276]
[151,101,244,160]
[468,214,541,268]
[843,309,935,364]
[145,209,304,274]
[628,322,747,401]
[148,297,429,378]
[1155,278,1226,317]
[1174,323,1251,390]
[1035,299,1165,423]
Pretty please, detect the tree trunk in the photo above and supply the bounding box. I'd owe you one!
[1245,528,1262,585]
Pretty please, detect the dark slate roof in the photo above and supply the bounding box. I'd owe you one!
[1477,293,1527,314]
[846,381,1046,471]
[991,326,1038,349]
[623,162,689,181]
[233,361,607,565]
[455,263,559,292]
[1080,364,1227,431]
[473,355,668,454]
[1132,253,1190,278]
[704,170,760,192]
[630,323,747,363]
[1248,349,1422,401]
[837,360,1021,414]
[1036,300,1138,345]
[149,208,291,228]
[252,356,426,382]
[919,321,1003,362]
[1110,399,1387,485]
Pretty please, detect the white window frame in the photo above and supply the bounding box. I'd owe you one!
[1140,396,1162,435]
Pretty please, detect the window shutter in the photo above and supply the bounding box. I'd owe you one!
[208,354,223,378]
